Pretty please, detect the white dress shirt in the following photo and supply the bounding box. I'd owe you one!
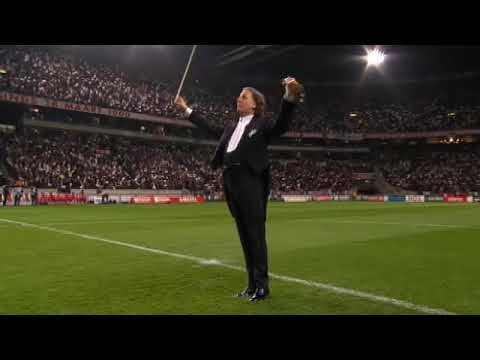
[225,114,254,153]
[184,108,254,152]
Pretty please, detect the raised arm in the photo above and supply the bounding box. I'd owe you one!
[265,99,296,138]
[174,96,223,139]
[264,77,303,138]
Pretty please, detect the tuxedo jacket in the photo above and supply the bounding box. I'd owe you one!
[189,99,296,176]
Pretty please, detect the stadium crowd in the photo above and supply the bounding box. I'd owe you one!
[3,128,361,193]
[0,47,238,129]
[4,128,220,193]
[1,127,477,195]
[381,152,480,194]
[2,47,480,134]
[1,46,480,195]
[270,159,355,194]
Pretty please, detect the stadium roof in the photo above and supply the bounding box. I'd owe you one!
[213,45,480,86]
[14,45,480,89]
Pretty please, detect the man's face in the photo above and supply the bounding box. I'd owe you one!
[237,89,256,116]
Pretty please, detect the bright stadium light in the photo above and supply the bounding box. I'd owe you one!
[366,47,386,67]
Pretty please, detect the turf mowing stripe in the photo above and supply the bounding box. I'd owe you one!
[33,218,479,229]
[296,218,474,229]
[0,217,456,315]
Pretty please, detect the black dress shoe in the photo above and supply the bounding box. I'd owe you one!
[235,288,255,298]
[249,288,270,302]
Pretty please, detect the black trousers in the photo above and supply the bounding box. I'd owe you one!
[223,165,269,291]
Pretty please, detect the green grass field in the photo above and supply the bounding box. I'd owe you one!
[1,201,479,315]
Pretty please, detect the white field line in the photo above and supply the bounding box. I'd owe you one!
[0,218,456,315]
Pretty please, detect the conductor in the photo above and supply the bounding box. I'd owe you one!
[175,77,303,301]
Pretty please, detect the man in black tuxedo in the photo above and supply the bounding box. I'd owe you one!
[175,77,303,301]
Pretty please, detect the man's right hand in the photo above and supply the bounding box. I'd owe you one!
[282,77,304,103]
[174,96,188,112]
